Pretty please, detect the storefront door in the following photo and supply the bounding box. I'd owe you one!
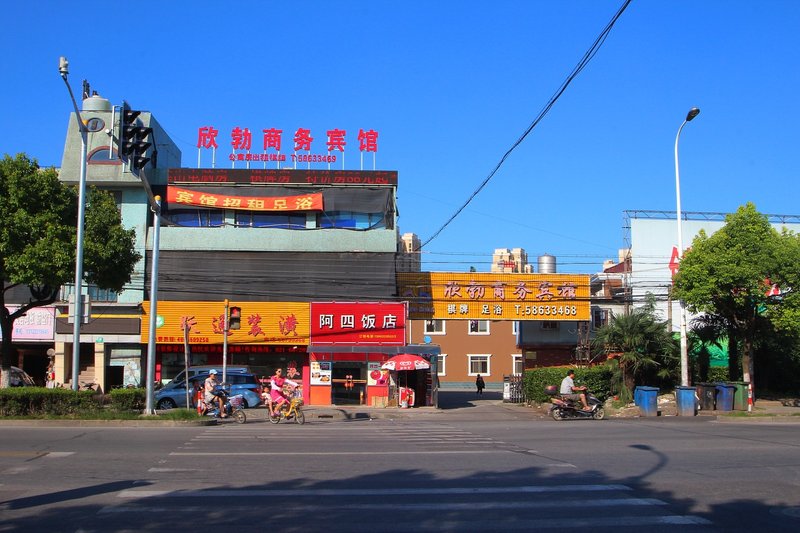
[331,362,366,405]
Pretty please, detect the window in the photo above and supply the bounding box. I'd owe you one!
[512,354,524,375]
[468,320,490,335]
[87,146,121,165]
[468,354,491,376]
[593,308,610,329]
[318,211,386,229]
[168,208,224,227]
[541,321,558,330]
[236,212,307,229]
[424,319,445,335]
[437,354,447,376]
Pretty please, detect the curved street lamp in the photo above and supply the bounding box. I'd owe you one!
[675,107,700,387]
[59,56,89,391]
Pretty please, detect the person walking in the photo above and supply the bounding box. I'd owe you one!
[475,374,485,395]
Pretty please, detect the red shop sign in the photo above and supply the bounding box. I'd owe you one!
[310,302,406,345]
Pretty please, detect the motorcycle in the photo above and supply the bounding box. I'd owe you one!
[545,385,605,421]
[201,386,247,424]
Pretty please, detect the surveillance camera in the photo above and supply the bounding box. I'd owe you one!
[58,56,69,76]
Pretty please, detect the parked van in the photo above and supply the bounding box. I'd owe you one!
[170,365,251,385]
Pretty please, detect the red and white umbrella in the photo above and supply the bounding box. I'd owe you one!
[381,354,430,371]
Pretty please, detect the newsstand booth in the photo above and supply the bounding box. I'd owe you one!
[308,301,440,408]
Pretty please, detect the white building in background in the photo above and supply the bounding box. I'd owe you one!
[396,232,421,272]
[626,210,800,333]
[490,248,533,273]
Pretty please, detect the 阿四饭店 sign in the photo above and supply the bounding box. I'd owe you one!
[310,302,406,345]
[141,301,310,345]
[397,272,591,321]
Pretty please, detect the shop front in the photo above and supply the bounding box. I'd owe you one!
[308,301,440,407]
[141,300,311,402]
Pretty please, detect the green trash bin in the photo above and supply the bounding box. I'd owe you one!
[729,381,751,411]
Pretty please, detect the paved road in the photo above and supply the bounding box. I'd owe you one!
[1,397,799,531]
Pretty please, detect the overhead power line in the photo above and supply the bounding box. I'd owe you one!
[420,0,634,250]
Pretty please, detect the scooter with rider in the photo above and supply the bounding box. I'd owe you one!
[546,369,605,421]
[200,369,247,423]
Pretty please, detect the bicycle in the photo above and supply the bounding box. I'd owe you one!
[267,394,305,425]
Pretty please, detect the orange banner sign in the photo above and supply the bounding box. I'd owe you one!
[167,186,323,211]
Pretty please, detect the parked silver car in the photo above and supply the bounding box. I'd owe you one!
[155,372,262,410]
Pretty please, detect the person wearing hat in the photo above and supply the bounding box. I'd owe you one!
[204,369,227,417]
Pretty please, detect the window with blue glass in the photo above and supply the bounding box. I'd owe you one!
[318,211,385,229]
[235,212,307,229]
[168,208,224,227]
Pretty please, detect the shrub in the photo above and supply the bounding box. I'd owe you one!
[523,366,613,404]
[0,387,99,416]
[109,387,147,412]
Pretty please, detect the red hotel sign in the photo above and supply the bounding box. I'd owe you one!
[310,302,406,345]
[167,186,323,211]
[168,168,398,186]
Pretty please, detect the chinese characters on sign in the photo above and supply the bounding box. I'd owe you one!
[310,302,406,345]
[397,273,591,321]
[196,126,379,168]
[140,301,310,345]
[166,186,323,211]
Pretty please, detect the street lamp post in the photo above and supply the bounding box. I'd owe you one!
[675,107,700,387]
[59,56,89,391]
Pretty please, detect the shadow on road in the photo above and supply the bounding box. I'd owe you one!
[437,389,503,409]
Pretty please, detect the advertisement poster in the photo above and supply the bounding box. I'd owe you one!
[310,361,332,386]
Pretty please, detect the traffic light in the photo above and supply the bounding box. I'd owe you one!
[229,306,241,330]
[119,102,153,171]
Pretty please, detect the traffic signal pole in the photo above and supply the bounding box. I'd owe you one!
[223,299,229,384]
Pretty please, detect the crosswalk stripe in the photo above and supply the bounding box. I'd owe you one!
[119,484,632,499]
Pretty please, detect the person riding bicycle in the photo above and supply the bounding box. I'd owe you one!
[269,368,298,416]
[560,369,590,410]
[204,369,227,418]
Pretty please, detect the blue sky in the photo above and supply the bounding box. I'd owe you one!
[3,1,799,273]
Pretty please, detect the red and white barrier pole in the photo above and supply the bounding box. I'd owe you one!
[747,383,753,413]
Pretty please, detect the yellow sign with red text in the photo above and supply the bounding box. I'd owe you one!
[141,301,310,344]
[397,272,590,321]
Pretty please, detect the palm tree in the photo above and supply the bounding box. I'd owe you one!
[592,299,678,402]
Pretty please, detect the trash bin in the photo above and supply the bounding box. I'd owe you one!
[715,384,735,411]
[675,386,697,416]
[634,386,659,417]
[728,381,751,411]
[696,383,717,411]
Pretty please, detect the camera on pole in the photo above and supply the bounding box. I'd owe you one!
[119,101,153,171]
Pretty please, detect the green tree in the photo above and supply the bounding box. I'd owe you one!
[673,203,800,396]
[592,296,678,403]
[1,154,141,387]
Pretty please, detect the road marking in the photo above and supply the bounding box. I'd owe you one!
[147,468,199,473]
[170,450,507,457]
[0,451,74,458]
[119,484,632,499]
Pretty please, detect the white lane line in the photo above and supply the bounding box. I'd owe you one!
[101,498,665,514]
[169,450,506,457]
[46,452,76,458]
[119,484,632,499]
[147,468,200,473]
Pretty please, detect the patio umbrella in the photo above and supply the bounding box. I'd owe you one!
[381,353,431,371]
[381,354,430,407]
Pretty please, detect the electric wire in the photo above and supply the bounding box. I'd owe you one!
[420,0,634,250]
